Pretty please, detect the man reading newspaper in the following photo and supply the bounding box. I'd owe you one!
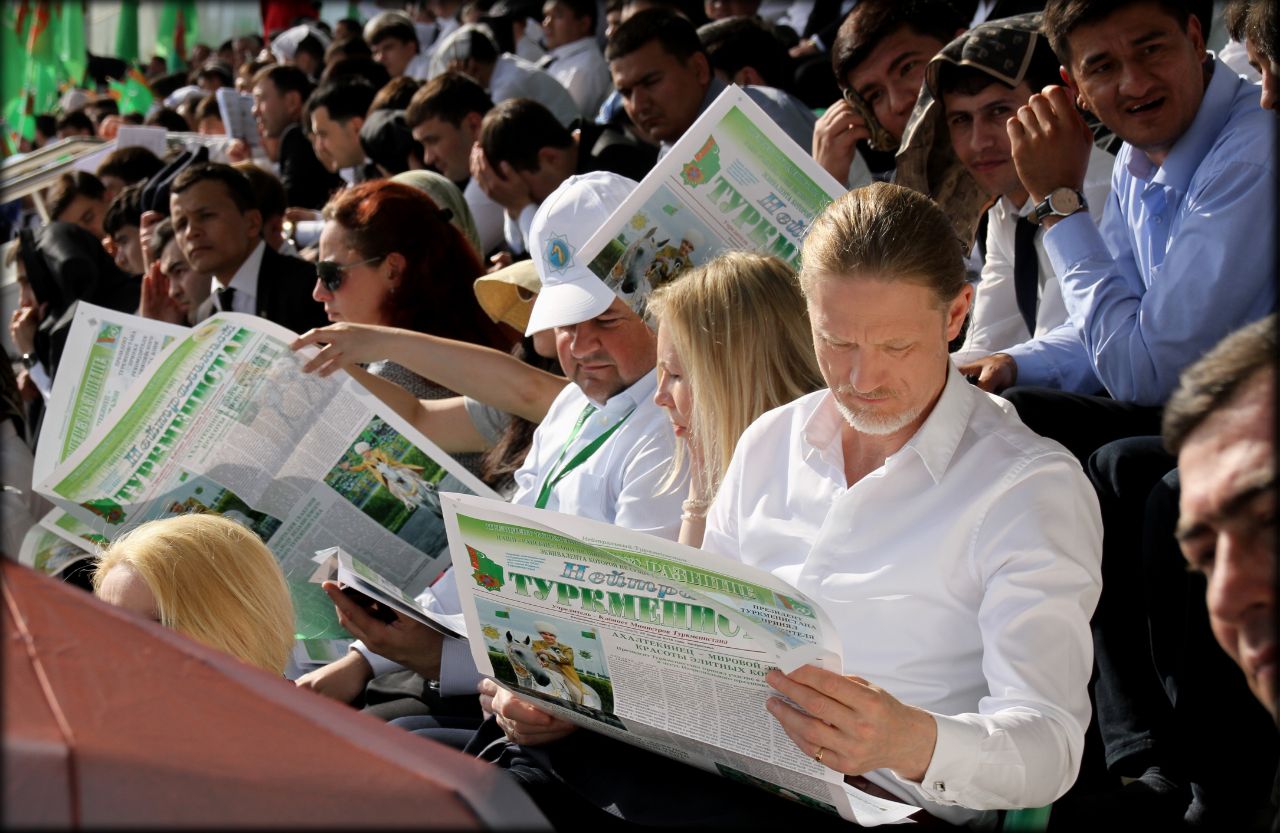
[480,183,1103,827]
[295,172,685,712]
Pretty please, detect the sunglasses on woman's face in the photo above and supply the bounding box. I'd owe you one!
[315,255,385,292]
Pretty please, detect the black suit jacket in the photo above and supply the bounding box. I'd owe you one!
[278,122,343,210]
[195,243,329,336]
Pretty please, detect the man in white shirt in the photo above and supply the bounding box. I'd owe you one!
[296,172,685,708]
[538,0,613,117]
[366,11,435,80]
[482,182,1103,827]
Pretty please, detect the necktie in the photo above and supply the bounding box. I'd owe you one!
[1013,216,1040,338]
[538,54,557,69]
[216,286,237,313]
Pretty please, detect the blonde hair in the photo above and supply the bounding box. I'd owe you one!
[799,181,966,306]
[93,514,295,675]
[648,251,824,497]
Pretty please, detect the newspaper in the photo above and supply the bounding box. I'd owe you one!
[579,85,845,315]
[327,546,467,639]
[16,509,98,576]
[441,493,920,826]
[215,88,264,158]
[35,312,500,640]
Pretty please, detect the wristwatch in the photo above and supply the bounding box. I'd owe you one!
[20,353,36,369]
[1031,187,1087,225]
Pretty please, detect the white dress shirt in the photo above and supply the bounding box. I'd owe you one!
[489,53,581,128]
[465,177,506,255]
[210,240,265,314]
[702,365,1103,825]
[355,368,685,690]
[952,143,1114,388]
[540,37,613,119]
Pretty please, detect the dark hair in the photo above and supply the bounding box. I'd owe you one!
[34,114,57,141]
[698,16,794,91]
[146,107,191,131]
[322,181,511,348]
[97,146,166,186]
[47,172,107,221]
[320,56,392,90]
[254,64,315,100]
[606,8,704,62]
[481,98,572,171]
[934,45,1063,100]
[170,163,258,213]
[551,0,598,31]
[196,61,234,86]
[232,162,287,220]
[296,32,328,66]
[55,109,95,136]
[1163,314,1276,453]
[446,26,500,64]
[364,12,419,47]
[149,71,190,99]
[308,80,377,121]
[121,112,145,125]
[150,216,176,260]
[325,35,373,63]
[832,0,966,88]
[194,93,223,125]
[1225,0,1276,62]
[1044,0,1192,65]
[405,71,495,127]
[103,183,145,235]
[86,98,120,121]
[369,76,421,112]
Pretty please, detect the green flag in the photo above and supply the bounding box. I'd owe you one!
[3,1,62,144]
[115,0,139,65]
[107,68,154,116]
[154,0,199,73]
[55,1,87,88]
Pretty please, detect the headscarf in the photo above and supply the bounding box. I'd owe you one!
[392,170,484,259]
[896,13,1053,254]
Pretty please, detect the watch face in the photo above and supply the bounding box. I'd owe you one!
[1050,188,1081,215]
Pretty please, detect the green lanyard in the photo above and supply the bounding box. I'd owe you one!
[535,403,636,509]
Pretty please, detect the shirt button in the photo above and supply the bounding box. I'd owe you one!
[933,781,947,792]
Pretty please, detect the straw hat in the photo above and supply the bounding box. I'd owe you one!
[473,259,541,333]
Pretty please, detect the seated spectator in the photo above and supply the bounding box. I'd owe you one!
[334,17,365,42]
[476,183,1102,829]
[168,163,327,333]
[607,9,816,159]
[320,55,393,90]
[370,76,423,112]
[326,34,374,64]
[252,65,344,209]
[96,146,165,202]
[474,97,656,253]
[405,73,506,254]
[366,10,434,79]
[698,16,797,93]
[306,80,378,178]
[232,162,293,255]
[538,0,614,117]
[193,94,226,135]
[93,514,295,676]
[195,60,234,92]
[393,169,485,259]
[84,97,120,132]
[47,171,110,240]
[894,15,1112,394]
[140,217,213,325]
[102,183,146,276]
[33,114,57,147]
[145,106,191,132]
[648,251,823,545]
[54,109,95,140]
[813,0,967,187]
[1226,0,1278,110]
[429,23,581,126]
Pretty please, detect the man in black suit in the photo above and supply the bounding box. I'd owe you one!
[252,65,344,210]
[169,163,328,335]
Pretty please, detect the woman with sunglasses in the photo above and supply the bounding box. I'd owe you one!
[314,180,515,478]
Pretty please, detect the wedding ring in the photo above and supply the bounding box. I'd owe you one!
[814,746,825,763]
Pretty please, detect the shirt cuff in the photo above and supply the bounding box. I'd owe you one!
[912,713,989,806]
[439,635,485,697]
[350,641,404,678]
[1042,211,1105,285]
[1002,342,1058,389]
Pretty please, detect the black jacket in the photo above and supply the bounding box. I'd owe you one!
[195,243,329,336]
[278,122,343,210]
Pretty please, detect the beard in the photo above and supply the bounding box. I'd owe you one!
[831,385,924,437]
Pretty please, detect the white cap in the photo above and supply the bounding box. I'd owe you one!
[271,24,330,63]
[525,171,638,335]
[533,621,557,636]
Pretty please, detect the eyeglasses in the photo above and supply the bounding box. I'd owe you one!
[315,255,385,292]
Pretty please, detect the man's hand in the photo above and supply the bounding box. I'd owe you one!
[469,144,533,217]
[290,322,400,376]
[478,677,577,746]
[295,648,375,703]
[97,114,123,141]
[488,251,514,274]
[321,580,444,680]
[789,38,820,60]
[956,353,1018,394]
[138,261,187,324]
[9,304,41,357]
[766,666,938,783]
[813,99,868,188]
[226,139,251,164]
[1008,85,1094,206]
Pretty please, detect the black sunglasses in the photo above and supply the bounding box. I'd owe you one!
[316,255,386,292]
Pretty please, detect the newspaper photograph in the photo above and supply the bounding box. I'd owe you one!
[579,85,845,317]
[36,312,499,640]
[440,493,919,826]
[17,511,97,577]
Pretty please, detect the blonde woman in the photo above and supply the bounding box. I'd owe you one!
[93,514,295,676]
[649,252,824,546]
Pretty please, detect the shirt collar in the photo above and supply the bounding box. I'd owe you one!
[548,37,597,60]
[1126,56,1233,191]
[211,239,265,300]
[799,363,976,485]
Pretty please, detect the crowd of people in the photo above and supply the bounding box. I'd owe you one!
[3,0,1277,828]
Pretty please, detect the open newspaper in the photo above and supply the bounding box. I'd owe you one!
[34,311,499,639]
[578,84,845,317]
[440,493,920,827]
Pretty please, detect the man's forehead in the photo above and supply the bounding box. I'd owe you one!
[1069,9,1187,69]
[611,41,681,78]
[941,80,1033,114]
[849,27,941,89]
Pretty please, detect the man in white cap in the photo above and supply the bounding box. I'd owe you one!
[297,171,685,716]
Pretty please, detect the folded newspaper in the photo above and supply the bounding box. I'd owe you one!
[32,307,499,641]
